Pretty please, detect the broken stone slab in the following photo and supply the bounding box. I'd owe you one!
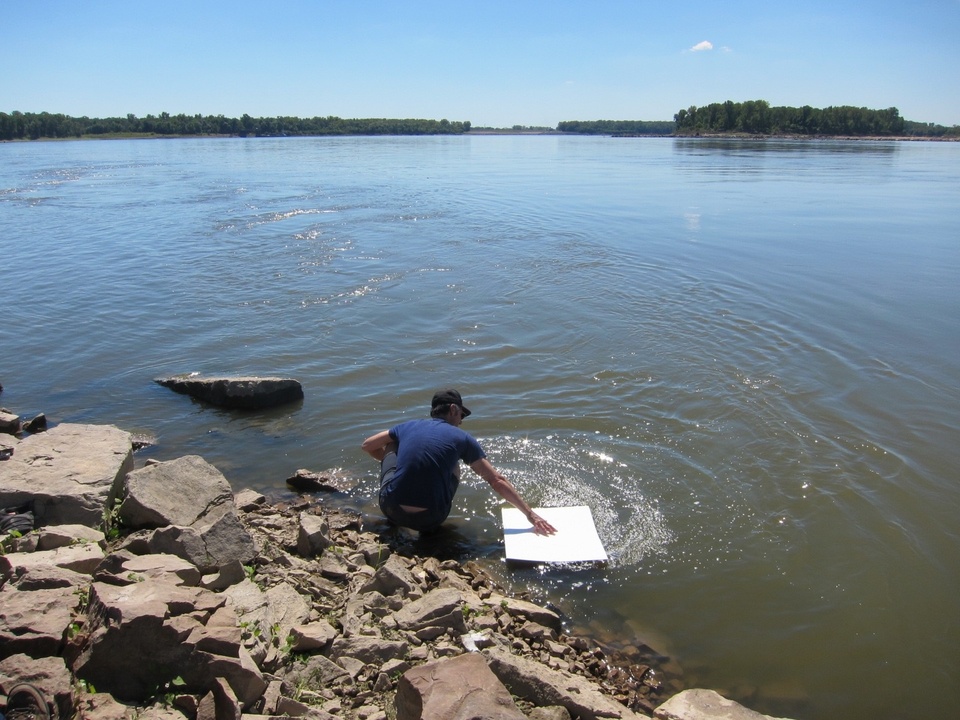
[485,647,648,720]
[288,620,338,652]
[36,524,106,551]
[1,542,106,580]
[192,503,258,570]
[195,676,242,720]
[0,423,133,527]
[9,564,90,591]
[485,593,562,629]
[186,648,268,709]
[221,578,309,665]
[278,654,350,691]
[186,624,243,658]
[654,689,795,720]
[328,636,409,666]
[392,588,467,634]
[0,585,78,660]
[155,375,304,410]
[73,578,230,701]
[395,652,527,720]
[120,553,203,586]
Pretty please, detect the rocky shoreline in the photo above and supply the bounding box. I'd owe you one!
[1,408,792,720]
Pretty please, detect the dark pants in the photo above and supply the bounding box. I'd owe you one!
[378,451,448,531]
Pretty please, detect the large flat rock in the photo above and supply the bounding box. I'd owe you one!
[655,689,796,720]
[155,375,303,410]
[0,424,133,527]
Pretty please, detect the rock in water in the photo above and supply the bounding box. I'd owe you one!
[155,375,303,410]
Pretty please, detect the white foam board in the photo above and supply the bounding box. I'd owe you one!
[501,505,607,564]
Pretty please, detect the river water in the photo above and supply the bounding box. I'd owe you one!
[2,135,958,719]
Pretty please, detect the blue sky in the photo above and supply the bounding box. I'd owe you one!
[4,0,959,127]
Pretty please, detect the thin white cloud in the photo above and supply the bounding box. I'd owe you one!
[690,41,713,52]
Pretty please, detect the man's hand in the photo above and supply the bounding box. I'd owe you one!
[527,511,557,536]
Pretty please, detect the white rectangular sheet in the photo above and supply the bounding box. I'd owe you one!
[501,505,608,564]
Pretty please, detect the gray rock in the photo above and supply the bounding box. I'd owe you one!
[329,636,408,665]
[485,647,647,720]
[201,559,248,591]
[186,623,243,658]
[289,619,338,652]
[359,554,418,597]
[155,375,303,410]
[395,652,526,720]
[192,503,257,570]
[120,455,234,529]
[264,582,311,639]
[24,414,47,434]
[0,410,21,435]
[147,524,210,568]
[189,648,268,709]
[119,456,256,571]
[234,488,266,511]
[486,593,561,629]
[529,708,573,720]
[296,512,330,557]
[0,423,133,527]
[280,654,350,690]
[393,588,465,632]
[654,689,795,720]
[519,620,558,642]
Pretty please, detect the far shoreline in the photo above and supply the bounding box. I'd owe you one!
[3,131,958,143]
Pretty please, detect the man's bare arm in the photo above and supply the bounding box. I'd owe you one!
[470,458,557,536]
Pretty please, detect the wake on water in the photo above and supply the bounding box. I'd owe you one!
[480,433,673,568]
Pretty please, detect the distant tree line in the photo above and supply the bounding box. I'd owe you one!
[673,100,956,137]
[557,119,675,135]
[901,120,960,138]
[0,111,471,140]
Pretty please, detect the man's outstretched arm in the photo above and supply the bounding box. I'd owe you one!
[470,458,557,536]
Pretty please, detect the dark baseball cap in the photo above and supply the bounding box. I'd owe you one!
[431,389,471,417]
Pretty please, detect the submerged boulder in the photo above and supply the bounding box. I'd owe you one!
[154,375,303,410]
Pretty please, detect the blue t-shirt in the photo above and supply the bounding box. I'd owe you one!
[382,418,486,518]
